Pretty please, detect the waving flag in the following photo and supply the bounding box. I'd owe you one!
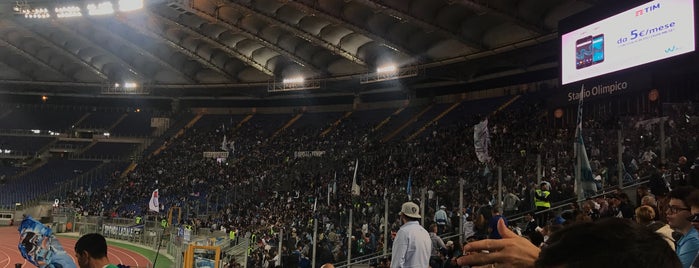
[351,160,360,196]
[474,118,491,163]
[18,216,76,268]
[149,189,160,212]
[575,86,595,195]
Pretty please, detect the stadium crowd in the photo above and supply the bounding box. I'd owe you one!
[61,94,698,267]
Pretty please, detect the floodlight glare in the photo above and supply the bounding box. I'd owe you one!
[87,2,114,16]
[376,64,397,74]
[118,0,143,12]
[123,82,138,88]
[56,6,82,18]
[283,77,304,84]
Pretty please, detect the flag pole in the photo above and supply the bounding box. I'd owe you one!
[312,197,318,268]
[383,187,389,256]
[347,206,353,266]
[576,87,585,202]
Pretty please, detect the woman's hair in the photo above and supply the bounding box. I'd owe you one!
[635,205,655,225]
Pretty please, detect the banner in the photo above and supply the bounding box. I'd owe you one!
[102,224,144,238]
[203,151,229,159]
[294,151,326,158]
[149,189,159,212]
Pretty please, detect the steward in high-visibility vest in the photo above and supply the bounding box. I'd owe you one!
[161,219,168,229]
[135,216,142,224]
[534,182,551,226]
[534,183,551,209]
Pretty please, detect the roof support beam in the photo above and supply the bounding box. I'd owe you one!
[457,0,547,33]
[180,3,326,76]
[0,38,73,81]
[225,1,367,66]
[350,0,485,50]
[114,14,239,82]
[49,20,146,82]
[85,18,198,83]
[6,19,109,81]
[149,10,275,76]
[281,0,417,60]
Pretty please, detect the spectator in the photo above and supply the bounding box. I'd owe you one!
[391,202,431,268]
[74,233,119,268]
[667,186,699,268]
[434,205,449,234]
[635,205,675,251]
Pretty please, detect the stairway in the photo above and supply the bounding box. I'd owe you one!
[406,101,462,141]
[381,104,433,142]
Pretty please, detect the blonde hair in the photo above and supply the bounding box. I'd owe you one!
[635,205,655,224]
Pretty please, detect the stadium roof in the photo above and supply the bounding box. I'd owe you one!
[0,0,602,98]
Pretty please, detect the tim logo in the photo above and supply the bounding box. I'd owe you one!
[665,46,678,53]
[636,3,661,16]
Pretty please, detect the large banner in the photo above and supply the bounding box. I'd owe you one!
[203,151,228,159]
[102,224,144,239]
[293,151,326,158]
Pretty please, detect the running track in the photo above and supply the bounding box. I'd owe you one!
[0,227,152,268]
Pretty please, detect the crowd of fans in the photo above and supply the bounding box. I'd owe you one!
[59,92,698,267]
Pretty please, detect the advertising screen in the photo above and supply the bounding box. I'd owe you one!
[561,0,695,85]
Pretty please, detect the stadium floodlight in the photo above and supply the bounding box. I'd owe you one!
[118,0,143,12]
[123,81,138,88]
[269,77,320,92]
[103,81,148,95]
[282,76,305,84]
[376,64,398,74]
[24,8,50,19]
[55,6,82,18]
[87,2,114,16]
[360,64,418,84]
[13,1,31,14]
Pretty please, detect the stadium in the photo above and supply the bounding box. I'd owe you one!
[0,0,697,267]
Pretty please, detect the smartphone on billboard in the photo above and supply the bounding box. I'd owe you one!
[592,34,604,64]
[575,36,593,69]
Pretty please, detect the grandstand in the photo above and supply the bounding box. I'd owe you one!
[0,0,697,267]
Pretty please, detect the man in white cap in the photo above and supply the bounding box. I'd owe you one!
[391,202,431,268]
[434,205,449,234]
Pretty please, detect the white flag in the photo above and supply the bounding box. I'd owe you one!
[351,159,360,196]
[149,189,159,212]
[221,135,228,151]
[474,118,491,163]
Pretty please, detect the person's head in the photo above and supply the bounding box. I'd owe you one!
[398,202,421,223]
[635,205,655,225]
[74,233,110,268]
[685,189,699,231]
[667,186,695,230]
[540,182,549,191]
[536,218,681,268]
[524,213,533,222]
[641,195,657,207]
[637,185,650,195]
[320,263,335,268]
[429,223,438,233]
